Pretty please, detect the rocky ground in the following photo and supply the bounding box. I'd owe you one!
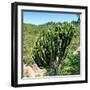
[23,64,46,78]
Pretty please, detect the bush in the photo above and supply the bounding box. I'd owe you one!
[60,53,80,75]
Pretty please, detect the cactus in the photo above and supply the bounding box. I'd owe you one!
[32,23,75,75]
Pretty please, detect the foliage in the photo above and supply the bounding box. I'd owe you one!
[23,21,80,76]
[60,52,80,75]
[32,23,75,75]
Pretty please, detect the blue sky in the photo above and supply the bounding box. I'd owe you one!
[23,11,79,25]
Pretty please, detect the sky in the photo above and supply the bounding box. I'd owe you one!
[23,11,80,25]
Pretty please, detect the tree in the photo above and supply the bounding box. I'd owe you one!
[77,14,80,23]
[32,23,75,76]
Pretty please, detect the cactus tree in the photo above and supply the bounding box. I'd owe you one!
[32,23,75,75]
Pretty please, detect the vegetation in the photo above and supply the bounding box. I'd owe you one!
[23,21,80,77]
[32,23,75,75]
